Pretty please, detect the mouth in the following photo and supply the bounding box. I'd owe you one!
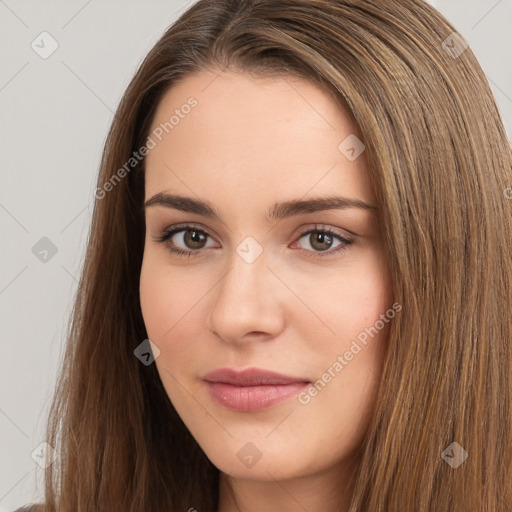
[202,367,311,412]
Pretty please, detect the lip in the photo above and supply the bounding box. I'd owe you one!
[203,367,311,412]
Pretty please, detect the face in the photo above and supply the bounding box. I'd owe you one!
[139,69,394,483]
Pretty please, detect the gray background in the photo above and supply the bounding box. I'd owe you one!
[1,0,511,509]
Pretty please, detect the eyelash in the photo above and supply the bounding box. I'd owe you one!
[152,223,354,259]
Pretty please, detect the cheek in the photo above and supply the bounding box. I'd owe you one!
[299,252,393,344]
[139,256,193,343]
[139,254,213,369]
[139,260,169,340]
[299,250,393,411]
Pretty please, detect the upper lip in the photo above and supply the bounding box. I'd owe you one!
[203,367,310,386]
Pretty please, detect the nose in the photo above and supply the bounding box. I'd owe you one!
[206,243,286,345]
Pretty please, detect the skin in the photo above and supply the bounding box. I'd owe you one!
[139,69,394,512]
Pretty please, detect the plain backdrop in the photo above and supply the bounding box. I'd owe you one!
[1,0,511,509]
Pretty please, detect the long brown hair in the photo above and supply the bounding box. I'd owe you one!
[30,0,512,510]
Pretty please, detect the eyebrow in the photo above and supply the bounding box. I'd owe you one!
[143,193,377,221]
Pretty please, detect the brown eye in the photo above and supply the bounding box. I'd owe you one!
[182,229,208,249]
[294,226,354,258]
[154,225,216,257]
[153,224,354,260]
[307,232,334,251]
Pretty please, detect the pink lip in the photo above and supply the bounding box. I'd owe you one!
[203,367,310,412]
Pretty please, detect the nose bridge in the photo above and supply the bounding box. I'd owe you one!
[222,234,271,299]
[207,234,285,339]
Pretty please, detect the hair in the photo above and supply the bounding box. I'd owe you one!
[26,0,511,510]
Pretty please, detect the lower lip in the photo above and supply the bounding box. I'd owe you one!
[204,381,310,412]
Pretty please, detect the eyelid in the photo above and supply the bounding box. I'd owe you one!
[154,222,353,240]
[294,223,355,239]
[151,221,218,240]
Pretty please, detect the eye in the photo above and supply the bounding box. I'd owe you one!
[152,223,354,259]
[152,223,217,258]
[292,225,354,258]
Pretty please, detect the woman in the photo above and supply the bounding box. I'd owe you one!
[18,0,512,510]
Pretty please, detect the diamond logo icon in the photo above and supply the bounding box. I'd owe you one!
[236,236,263,264]
[338,134,365,161]
[442,32,468,59]
[32,236,58,263]
[441,441,468,468]
[31,31,59,59]
[31,441,57,469]
[237,442,263,468]
[134,339,161,365]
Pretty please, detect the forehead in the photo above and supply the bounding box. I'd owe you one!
[144,70,373,211]
[147,69,358,145]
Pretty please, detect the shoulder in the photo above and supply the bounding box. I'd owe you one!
[13,505,45,512]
